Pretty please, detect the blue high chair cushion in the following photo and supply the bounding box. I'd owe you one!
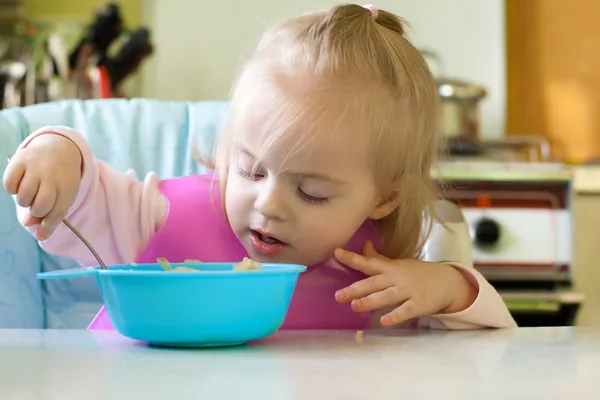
[0,98,229,328]
[0,117,44,328]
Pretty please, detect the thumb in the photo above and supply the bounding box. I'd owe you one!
[362,240,391,261]
[22,212,43,227]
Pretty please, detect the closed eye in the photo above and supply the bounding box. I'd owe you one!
[237,167,264,181]
[298,188,329,204]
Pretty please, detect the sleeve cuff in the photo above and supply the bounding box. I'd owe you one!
[432,262,482,320]
[432,262,517,329]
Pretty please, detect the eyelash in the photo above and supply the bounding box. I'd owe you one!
[237,167,329,205]
[298,189,329,205]
[237,167,263,181]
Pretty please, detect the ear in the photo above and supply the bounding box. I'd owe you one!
[368,188,401,220]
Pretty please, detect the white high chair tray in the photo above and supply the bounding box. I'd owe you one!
[0,327,598,398]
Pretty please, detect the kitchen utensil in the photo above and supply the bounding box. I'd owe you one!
[87,65,112,98]
[0,59,25,108]
[37,262,307,347]
[420,49,487,141]
[68,3,122,73]
[61,218,107,269]
[103,27,153,91]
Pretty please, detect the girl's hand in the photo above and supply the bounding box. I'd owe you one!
[3,134,82,241]
[334,241,478,327]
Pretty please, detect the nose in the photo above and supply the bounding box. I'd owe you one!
[254,180,288,221]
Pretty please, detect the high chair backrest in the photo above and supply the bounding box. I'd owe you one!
[0,98,471,329]
[0,98,228,328]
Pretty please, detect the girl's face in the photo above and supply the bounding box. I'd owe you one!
[224,119,384,266]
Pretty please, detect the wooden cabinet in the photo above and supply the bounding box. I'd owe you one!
[506,0,600,163]
[572,191,600,327]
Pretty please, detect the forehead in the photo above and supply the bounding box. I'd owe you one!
[234,103,372,175]
[229,72,376,172]
[247,125,369,174]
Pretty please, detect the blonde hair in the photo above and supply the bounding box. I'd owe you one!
[203,4,441,260]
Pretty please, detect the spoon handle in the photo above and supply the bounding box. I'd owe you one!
[62,218,107,270]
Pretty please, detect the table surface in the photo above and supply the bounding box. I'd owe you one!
[1,327,599,399]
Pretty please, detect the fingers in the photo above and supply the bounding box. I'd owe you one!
[362,240,377,257]
[30,182,58,241]
[380,300,423,326]
[8,170,63,241]
[334,248,385,276]
[361,240,390,261]
[30,182,57,219]
[15,172,40,208]
[4,140,80,242]
[21,212,43,227]
[36,190,69,241]
[335,274,391,303]
[2,159,24,195]
[350,286,409,312]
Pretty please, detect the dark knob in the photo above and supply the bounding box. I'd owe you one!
[474,218,501,247]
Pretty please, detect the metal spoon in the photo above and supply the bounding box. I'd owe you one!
[5,156,107,269]
[61,218,107,270]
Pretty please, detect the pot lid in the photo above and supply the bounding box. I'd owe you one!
[437,78,487,100]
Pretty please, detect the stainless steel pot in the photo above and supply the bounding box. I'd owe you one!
[421,49,487,140]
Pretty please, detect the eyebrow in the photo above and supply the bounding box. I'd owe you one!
[241,148,256,159]
[239,148,349,184]
[298,172,349,185]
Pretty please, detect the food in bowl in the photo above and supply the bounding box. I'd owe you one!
[233,257,263,271]
[156,257,263,272]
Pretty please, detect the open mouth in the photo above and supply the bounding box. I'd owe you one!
[252,230,285,245]
[249,230,287,256]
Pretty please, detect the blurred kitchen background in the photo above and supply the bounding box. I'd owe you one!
[3,0,600,328]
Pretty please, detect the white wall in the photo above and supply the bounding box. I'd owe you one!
[140,0,505,138]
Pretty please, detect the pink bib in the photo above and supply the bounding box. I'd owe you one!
[89,174,380,330]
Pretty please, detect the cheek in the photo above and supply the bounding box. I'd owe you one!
[224,176,253,229]
[303,189,378,250]
[296,209,366,251]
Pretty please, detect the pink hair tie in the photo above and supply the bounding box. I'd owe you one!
[363,4,378,20]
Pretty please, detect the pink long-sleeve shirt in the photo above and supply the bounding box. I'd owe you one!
[15,127,517,330]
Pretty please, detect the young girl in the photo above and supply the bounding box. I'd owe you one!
[3,4,516,330]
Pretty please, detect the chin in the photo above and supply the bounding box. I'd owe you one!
[244,248,306,266]
[249,252,297,265]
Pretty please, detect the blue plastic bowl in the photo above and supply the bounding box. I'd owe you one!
[37,262,306,347]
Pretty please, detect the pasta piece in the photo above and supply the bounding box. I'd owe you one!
[156,257,262,273]
[157,257,174,271]
[233,257,263,271]
[173,266,199,272]
[354,330,364,344]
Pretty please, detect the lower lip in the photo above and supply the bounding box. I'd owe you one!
[249,231,286,256]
